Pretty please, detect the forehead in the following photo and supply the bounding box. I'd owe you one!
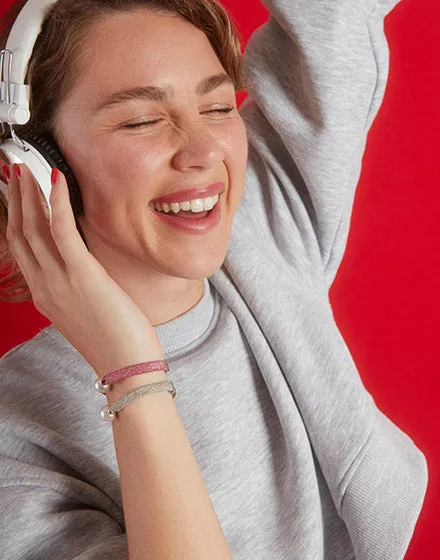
[76,9,226,97]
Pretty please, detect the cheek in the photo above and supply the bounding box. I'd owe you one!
[62,134,166,205]
[60,135,117,195]
[225,119,248,159]
[219,121,248,214]
[223,120,249,182]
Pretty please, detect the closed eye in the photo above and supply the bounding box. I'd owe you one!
[123,107,235,129]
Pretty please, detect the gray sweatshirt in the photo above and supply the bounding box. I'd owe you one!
[0,0,428,559]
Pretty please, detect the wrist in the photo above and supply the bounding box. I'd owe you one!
[92,352,165,379]
[105,370,168,403]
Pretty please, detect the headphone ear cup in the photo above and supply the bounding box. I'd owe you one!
[19,133,89,249]
[20,133,84,218]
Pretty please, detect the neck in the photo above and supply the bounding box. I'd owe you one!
[78,220,205,327]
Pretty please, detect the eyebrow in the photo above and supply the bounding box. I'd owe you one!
[94,73,235,113]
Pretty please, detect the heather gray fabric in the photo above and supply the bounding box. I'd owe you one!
[0,0,428,558]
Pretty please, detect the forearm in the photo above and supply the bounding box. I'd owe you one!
[240,0,401,288]
[105,371,232,560]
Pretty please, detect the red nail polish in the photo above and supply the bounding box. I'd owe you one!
[2,164,10,183]
[13,164,21,180]
[51,168,59,186]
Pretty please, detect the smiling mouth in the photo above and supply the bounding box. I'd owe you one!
[150,193,220,218]
[149,195,222,234]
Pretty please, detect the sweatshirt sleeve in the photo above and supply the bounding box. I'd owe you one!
[239,0,401,289]
[339,409,428,559]
[0,341,129,560]
[0,454,128,560]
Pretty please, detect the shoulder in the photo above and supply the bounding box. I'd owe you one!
[0,326,95,420]
[1,325,87,374]
[1,325,66,366]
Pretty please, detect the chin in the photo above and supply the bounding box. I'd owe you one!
[158,242,228,280]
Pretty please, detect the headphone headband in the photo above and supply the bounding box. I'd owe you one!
[1,0,57,125]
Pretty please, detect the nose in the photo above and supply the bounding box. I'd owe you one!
[171,120,225,172]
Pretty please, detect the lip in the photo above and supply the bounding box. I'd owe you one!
[150,182,225,205]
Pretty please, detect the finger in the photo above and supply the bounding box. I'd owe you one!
[48,168,90,266]
[1,160,10,198]
[18,163,66,272]
[5,164,43,285]
[0,158,10,181]
[20,163,52,227]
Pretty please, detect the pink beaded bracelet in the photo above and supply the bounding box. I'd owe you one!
[94,360,169,394]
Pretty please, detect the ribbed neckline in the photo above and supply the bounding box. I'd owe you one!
[153,277,217,357]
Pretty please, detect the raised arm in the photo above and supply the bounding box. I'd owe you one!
[239,0,401,289]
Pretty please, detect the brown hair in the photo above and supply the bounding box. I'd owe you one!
[0,0,246,303]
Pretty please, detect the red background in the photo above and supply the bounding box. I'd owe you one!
[1,0,439,557]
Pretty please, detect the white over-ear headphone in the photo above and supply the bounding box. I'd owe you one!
[0,0,84,234]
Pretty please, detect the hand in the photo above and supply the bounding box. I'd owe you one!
[3,162,164,377]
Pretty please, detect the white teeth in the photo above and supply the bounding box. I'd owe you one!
[190,199,205,213]
[152,194,220,214]
[180,201,191,211]
[204,197,216,211]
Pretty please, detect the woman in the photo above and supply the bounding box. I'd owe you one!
[0,0,428,559]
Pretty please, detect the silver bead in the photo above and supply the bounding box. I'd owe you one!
[169,381,177,399]
[100,405,115,422]
[94,378,110,394]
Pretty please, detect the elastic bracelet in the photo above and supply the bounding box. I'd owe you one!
[100,380,176,422]
[94,360,169,394]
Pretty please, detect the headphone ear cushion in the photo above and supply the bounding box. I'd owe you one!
[21,134,84,218]
[20,132,84,219]
[19,132,88,249]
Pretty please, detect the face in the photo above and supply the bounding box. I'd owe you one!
[53,9,248,280]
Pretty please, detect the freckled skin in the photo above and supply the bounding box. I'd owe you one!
[53,9,249,325]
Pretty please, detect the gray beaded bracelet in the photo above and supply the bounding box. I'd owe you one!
[100,380,177,422]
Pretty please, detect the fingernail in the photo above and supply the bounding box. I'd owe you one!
[2,164,11,183]
[51,168,59,187]
[13,164,21,180]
